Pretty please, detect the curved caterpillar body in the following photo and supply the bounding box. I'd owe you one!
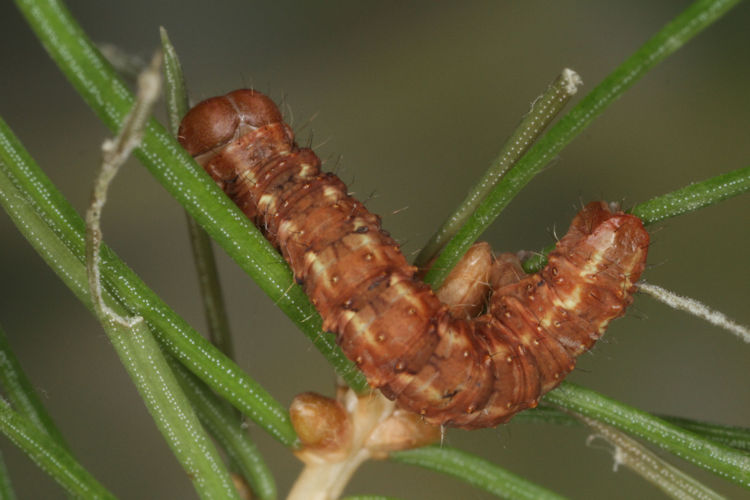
[178,89,650,429]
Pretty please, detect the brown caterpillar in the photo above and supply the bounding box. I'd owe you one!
[178,89,649,429]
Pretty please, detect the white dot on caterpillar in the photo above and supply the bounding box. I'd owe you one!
[279,219,296,232]
[258,193,273,209]
[323,186,339,201]
[331,275,339,284]
[505,355,513,364]
[355,356,363,364]
[395,361,405,371]
[238,169,255,183]
[377,334,385,342]
[303,250,317,267]
[339,309,356,324]
[463,350,469,358]
[408,307,416,315]
[298,163,314,177]
[364,253,373,261]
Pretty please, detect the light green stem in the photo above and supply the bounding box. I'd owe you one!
[545,383,750,489]
[415,68,582,268]
[159,27,236,360]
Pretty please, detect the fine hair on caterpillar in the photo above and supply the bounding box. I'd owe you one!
[178,89,649,430]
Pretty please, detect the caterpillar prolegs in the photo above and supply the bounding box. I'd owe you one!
[178,89,649,430]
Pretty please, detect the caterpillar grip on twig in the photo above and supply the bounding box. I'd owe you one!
[178,89,649,429]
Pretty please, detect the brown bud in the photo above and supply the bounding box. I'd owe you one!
[490,252,527,289]
[290,392,351,453]
[437,242,494,318]
[364,408,440,459]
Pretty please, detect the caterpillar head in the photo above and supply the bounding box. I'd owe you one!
[178,89,283,156]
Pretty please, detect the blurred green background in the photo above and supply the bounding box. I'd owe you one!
[1,1,748,498]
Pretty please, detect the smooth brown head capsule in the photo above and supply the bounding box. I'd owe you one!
[178,89,283,156]
[180,90,650,429]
